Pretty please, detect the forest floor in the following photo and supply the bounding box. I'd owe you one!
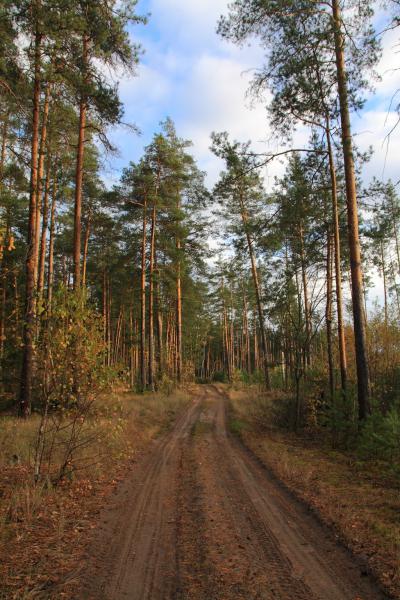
[228,385,400,600]
[71,384,388,600]
[0,388,190,599]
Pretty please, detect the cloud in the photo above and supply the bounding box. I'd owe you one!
[107,0,400,199]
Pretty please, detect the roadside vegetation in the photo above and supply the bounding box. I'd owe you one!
[228,383,400,598]
[0,386,189,598]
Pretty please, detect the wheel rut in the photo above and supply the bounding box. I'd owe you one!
[77,385,387,600]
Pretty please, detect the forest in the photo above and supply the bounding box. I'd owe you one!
[0,0,400,599]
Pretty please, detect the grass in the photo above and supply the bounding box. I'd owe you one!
[228,385,400,599]
[0,386,190,599]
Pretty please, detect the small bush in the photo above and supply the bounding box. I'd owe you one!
[357,409,400,465]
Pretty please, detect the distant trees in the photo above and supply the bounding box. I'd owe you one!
[119,120,208,390]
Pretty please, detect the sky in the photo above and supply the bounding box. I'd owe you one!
[104,0,400,191]
[103,0,399,306]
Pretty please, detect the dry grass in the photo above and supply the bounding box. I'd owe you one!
[0,387,190,599]
[228,386,400,599]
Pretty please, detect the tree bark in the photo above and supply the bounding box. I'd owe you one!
[140,197,147,391]
[332,0,370,418]
[34,81,51,285]
[19,17,42,417]
[380,240,388,327]
[326,228,335,400]
[299,221,311,369]
[81,207,92,287]
[326,123,348,395]
[0,111,9,181]
[37,156,51,299]
[73,35,88,290]
[47,169,57,314]
[176,239,182,383]
[148,204,156,391]
[155,267,163,378]
[239,189,270,388]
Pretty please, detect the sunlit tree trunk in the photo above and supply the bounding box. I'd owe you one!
[47,171,57,314]
[155,268,163,378]
[332,0,370,419]
[37,156,51,300]
[239,189,270,388]
[19,17,42,417]
[326,228,334,400]
[326,122,348,395]
[176,238,182,383]
[73,35,88,290]
[140,197,147,391]
[380,240,388,327]
[148,204,156,391]
[299,221,311,369]
[34,82,51,285]
[82,207,92,287]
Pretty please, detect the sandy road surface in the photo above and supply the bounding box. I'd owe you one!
[78,385,387,600]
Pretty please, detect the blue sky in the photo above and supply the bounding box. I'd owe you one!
[103,0,400,194]
[101,0,399,307]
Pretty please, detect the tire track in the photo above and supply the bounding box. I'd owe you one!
[77,385,386,600]
[79,390,205,600]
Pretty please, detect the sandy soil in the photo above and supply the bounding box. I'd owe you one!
[77,385,388,600]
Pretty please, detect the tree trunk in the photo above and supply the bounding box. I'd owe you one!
[239,191,270,388]
[223,299,231,381]
[155,268,163,378]
[47,170,57,314]
[81,208,92,287]
[380,240,388,327]
[0,112,9,181]
[326,123,348,395]
[37,156,51,299]
[34,81,51,285]
[73,35,88,290]
[326,228,335,400]
[176,244,182,383]
[332,0,370,418]
[148,204,156,391]
[299,221,311,368]
[140,198,147,391]
[19,20,42,417]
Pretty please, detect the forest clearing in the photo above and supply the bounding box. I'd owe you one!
[1,0,400,598]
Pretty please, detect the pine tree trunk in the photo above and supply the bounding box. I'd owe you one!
[326,123,348,395]
[176,240,182,384]
[326,228,335,400]
[37,157,51,299]
[239,192,270,388]
[140,198,147,391]
[34,82,51,285]
[81,209,92,287]
[0,112,9,181]
[380,240,388,326]
[155,268,163,378]
[299,221,311,368]
[223,300,231,381]
[0,267,6,362]
[332,0,370,419]
[148,204,156,391]
[19,20,42,417]
[73,35,88,290]
[47,171,57,314]
[107,275,112,367]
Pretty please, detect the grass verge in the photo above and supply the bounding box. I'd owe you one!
[228,385,400,600]
[0,387,190,599]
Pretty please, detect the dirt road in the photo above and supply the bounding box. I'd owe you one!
[79,385,386,599]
